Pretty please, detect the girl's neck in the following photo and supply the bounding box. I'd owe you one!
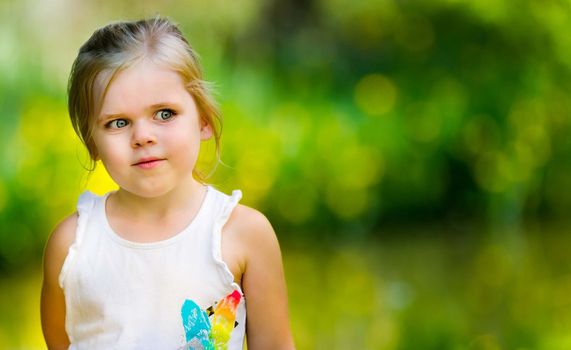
[104,180,208,244]
[109,179,207,222]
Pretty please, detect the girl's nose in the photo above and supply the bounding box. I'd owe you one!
[131,122,157,147]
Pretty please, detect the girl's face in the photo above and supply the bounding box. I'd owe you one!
[91,59,212,198]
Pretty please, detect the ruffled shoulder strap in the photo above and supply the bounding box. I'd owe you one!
[211,189,243,291]
[58,191,99,288]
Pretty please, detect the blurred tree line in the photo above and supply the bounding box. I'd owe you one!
[1,0,570,272]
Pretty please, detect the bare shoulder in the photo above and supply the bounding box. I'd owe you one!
[46,213,78,256]
[224,204,278,248]
[43,213,78,281]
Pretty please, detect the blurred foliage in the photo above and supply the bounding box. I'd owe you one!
[1,0,571,348]
[2,0,571,266]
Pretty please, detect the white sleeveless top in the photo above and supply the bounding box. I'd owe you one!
[58,186,246,350]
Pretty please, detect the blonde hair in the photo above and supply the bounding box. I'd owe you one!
[68,17,221,181]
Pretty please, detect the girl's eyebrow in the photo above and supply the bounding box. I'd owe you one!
[146,102,176,111]
[147,102,181,111]
[97,113,122,124]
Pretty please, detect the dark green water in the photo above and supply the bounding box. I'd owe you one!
[2,222,571,349]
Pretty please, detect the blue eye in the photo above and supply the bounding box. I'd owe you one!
[107,119,129,129]
[156,109,175,121]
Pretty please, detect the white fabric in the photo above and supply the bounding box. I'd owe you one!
[59,186,246,349]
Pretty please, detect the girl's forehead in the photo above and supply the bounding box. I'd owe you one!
[96,60,191,115]
[110,60,183,89]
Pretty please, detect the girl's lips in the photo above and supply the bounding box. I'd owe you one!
[133,158,164,169]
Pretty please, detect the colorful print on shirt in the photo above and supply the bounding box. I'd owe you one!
[180,290,242,350]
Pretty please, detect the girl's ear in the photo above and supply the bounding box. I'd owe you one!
[200,120,213,140]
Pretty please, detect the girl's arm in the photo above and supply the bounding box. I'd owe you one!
[40,213,77,350]
[227,206,295,349]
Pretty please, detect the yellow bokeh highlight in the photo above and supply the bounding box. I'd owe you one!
[354,74,397,116]
[84,161,119,195]
[17,99,64,172]
[333,144,384,190]
[270,103,311,159]
[312,113,383,219]
[15,98,82,203]
[236,147,280,204]
[315,114,384,189]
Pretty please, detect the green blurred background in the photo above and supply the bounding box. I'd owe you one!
[2,0,571,348]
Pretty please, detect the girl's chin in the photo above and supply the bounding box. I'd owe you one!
[117,181,200,199]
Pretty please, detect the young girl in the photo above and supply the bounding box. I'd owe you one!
[40,17,294,350]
